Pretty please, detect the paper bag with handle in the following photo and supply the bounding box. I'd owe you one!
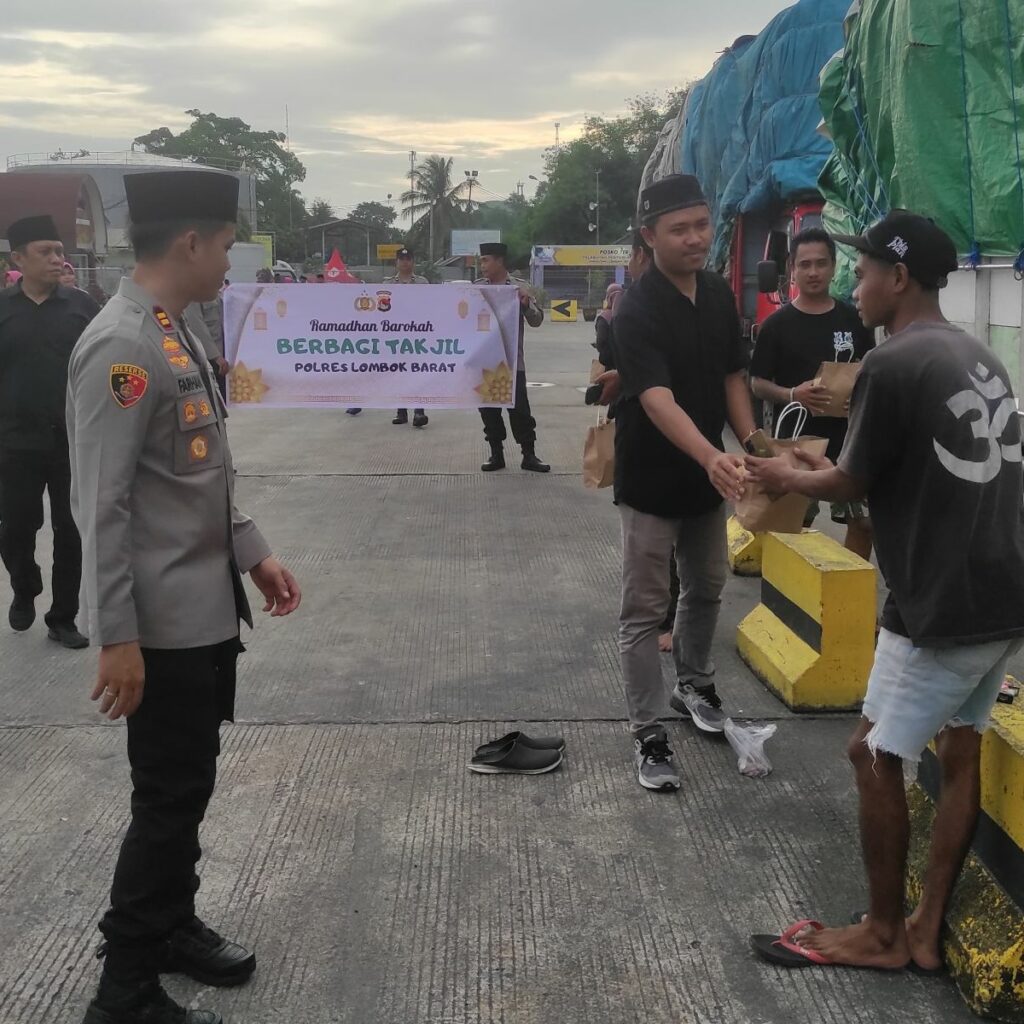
[734,402,828,533]
[814,359,862,418]
[582,409,615,489]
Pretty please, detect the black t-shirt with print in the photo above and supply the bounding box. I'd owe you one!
[750,300,874,462]
[611,265,747,519]
[838,321,1024,646]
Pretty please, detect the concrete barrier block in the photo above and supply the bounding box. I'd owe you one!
[727,515,762,576]
[736,531,875,711]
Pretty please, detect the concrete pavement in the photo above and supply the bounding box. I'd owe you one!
[0,317,985,1023]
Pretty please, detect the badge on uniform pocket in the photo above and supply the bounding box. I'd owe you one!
[189,434,209,463]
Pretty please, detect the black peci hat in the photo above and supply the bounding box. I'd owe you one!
[479,242,508,258]
[7,214,61,249]
[639,175,708,225]
[833,211,959,288]
[125,170,239,225]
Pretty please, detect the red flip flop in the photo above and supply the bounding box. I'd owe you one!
[750,919,835,968]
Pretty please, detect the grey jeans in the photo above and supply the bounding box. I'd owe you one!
[618,502,728,734]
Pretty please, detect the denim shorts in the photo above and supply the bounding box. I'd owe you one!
[861,629,1021,762]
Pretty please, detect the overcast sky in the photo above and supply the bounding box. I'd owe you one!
[0,0,793,221]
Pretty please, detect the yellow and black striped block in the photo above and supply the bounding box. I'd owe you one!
[910,702,1024,1021]
[726,515,762,577]
[736,531,875,711]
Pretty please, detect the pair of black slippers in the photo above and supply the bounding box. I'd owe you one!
[467,731,565,774]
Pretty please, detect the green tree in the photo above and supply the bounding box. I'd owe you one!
[133,109,308,260]
[530,91,686,244]
[400,155,470,263]
[307,198,336,225]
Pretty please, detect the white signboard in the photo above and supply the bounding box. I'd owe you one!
[223,283,520,409]
[450,229,501,257]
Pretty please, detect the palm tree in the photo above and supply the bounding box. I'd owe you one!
[400,155,471,263]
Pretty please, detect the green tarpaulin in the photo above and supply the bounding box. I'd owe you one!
[819,0,1024,290]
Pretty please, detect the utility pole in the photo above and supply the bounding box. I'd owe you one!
[554,121,561,151]
[408,150,416,226]
[595,169,601,244]
[464,169,478,213]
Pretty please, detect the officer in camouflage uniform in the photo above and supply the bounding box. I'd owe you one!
[68,170,302,1024]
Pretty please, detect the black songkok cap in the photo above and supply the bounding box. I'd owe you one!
[479,242,507,258]
[639,174,708,224]
[7,214,61,249]
[125,170,239,225]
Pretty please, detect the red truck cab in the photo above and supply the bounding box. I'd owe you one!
[728,199,825,343]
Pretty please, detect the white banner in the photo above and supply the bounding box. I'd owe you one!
[223,283,520,409]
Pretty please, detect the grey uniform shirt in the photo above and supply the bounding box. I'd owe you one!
[382,273,429,285]
[477,275,542,372]
[67,277,271,649]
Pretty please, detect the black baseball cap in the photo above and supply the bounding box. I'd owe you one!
[396,247,413,259]
[833,211,959,288]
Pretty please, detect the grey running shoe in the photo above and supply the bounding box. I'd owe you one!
[633,731,681,791]
[670,683,727,734]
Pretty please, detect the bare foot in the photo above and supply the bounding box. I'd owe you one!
[658,632,672,653]
[905,912,944,971]
[797,921,910,970]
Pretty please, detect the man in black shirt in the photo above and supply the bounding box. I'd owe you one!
[0,215,99,647]
[746,212,1024,972]
[612,175,755,792]
[750,228,875,557]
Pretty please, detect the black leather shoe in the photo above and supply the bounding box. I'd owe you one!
[9,595,35,631]
[162,918,255,988]
[475,731,565,758]
[392,410,409,425]
[47,623,90,649]
[82,978,222,1024]
[413,412,428,428]
[521,452,551,473]
[481,447,506,472]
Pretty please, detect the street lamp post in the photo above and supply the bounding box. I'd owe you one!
[595,169,601,244]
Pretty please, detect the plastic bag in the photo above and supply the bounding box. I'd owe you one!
[724,719,777,778]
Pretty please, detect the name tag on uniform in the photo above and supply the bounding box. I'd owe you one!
[176,372,205,396]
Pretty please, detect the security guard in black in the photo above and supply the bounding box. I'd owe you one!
[0,214,99,643]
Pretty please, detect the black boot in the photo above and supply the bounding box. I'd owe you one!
[82,976,222,1024]
[392,409,408,425]
[412,410,428,428]
[481,443,506,472]
[521,446,551,473]
[161,917,256,988]
[9,594,35,631]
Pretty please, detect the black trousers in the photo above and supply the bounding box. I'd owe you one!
[478,371,537,447]
[0,447,82,625]
[99,639,241,979]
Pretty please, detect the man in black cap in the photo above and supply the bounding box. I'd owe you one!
[384,246,429,427]
[0,213,99,647]
[68,169,302,1024]
[476,241,549,472]
[611,174,755,792]
[745,212,1024,973]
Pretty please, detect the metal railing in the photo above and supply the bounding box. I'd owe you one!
[6,150,248,172]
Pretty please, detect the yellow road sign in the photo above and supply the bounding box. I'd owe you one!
[551,299,578,322]
[377,243,403,262]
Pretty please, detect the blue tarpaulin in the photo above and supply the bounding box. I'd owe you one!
[677,0,849,269]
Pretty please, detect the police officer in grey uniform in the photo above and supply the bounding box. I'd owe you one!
[476,242,549,472]
[383,246,429,428]
[68,170,301,1024]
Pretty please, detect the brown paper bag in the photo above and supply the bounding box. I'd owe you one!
[734,435,828,533]
[590,358,606,384]
[583,413,615,489]
[815,360,862,418]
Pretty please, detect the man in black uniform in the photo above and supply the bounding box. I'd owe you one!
[476,242,550,472]
[69,171,302,1024]
[0,214,98,647]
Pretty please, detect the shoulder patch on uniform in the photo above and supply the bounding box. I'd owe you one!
[110,364,149,409]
